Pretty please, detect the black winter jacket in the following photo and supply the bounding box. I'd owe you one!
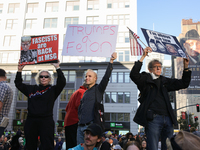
[130,61,191,127]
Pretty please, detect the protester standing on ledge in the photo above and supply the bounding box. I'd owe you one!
[14,60,66,150]
[77,52,117,144]
[130,47,191,150]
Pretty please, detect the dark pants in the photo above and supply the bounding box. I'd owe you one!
[0,127,5,137]
[65,123,78,149]
[145,115,173,150]
[24,117,54,150]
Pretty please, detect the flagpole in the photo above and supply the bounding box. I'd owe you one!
[127,27,148,48]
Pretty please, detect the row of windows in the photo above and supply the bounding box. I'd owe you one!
[104,92,130,103]
[110,72,130,83]
[2,15,130,30]
[0,1,130,14]
[2,31,129,47]
[105,113,130,122]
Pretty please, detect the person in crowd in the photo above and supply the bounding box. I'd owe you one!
[141,140,147,150]
[100,134,110,150]
[108,138,113,148]
[68,123,102,150]
[64,82,87,149]
[180,29,200,65]
[54,137,63,150]
[14,60,66,150]
[110,133,118,145]
[0,69,13,137]
[113,144,122,150]
[124,141,140,150]
[130,47,191,150]
[61,139,66,150]
[190,127,200,137]
[77,52,117,144]
[20,36,37,63]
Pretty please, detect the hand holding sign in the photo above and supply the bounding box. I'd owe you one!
[139,47,152,62]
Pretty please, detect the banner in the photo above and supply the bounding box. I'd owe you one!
[62,24,118,57]
[20,34,58,65]
[177,29,200,94]
[141,28,186,58]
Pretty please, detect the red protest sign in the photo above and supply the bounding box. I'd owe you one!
[20,34,58,65]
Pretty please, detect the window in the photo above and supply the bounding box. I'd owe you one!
[86,16,99,24]
[0,4,3,13]
[27,3,38,13]
[124,92,130,103]
[107,15,129,25]
[118,52,123,61]
[46,2,59,12]
[6,19,18,30]
[65,17,79,27]
[3,35,16,46]
[111,92,117,103]
[22,71,31,82]
[8,3,20,13]
[87,0,99,10]
[111,113,116,121]
[17,91,28,101]
[125,51,129,61]
[118,113,124,121]
[44,18,57,28]
[107,0,129,9]
[60,89,75,101]
[15,109,28,119]
[105,92,130,103]
[105,113,130,122]
[66,1,80,11]
[63,71,76,82]
[105,92,110,103]
[6,72,11,83]
[124,113,130,121]
[25,19,37,29]
[58,109,66,120]
[110,72,130,83]
[118,32,129,43]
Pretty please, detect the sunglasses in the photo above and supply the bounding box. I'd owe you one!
[39,75,49,78]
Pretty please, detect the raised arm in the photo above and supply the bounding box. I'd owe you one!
[98,52,117,93]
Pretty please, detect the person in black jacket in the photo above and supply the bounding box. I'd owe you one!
[14,60,66,150]
[130,47,191,150]
[77,52,117,144]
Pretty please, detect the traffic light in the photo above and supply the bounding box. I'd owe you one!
[196,104,199,112]
[194,116,198,122]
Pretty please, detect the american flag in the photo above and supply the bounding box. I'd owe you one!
[128,28,143,56]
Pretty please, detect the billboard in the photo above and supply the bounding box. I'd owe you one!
[177,29,200,94]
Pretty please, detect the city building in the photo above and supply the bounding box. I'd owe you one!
[0,0,139,134]
[176,19,200,129]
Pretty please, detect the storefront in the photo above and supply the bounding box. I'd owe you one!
[105,122,130,135]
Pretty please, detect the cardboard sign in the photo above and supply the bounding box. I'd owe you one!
[20,34,58,65]
[141,28,187,58]
[62,24,118,57]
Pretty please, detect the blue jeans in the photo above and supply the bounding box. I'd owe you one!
[145,114,173,150]
[77,125,89,145]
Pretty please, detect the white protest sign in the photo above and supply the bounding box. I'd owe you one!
[62,24,118,57]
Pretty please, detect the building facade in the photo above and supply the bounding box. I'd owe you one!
[0,0,140,134]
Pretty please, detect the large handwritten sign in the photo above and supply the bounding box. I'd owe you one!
[141,28,186,58]
[62,25,118,57]
[20,34,58,65]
